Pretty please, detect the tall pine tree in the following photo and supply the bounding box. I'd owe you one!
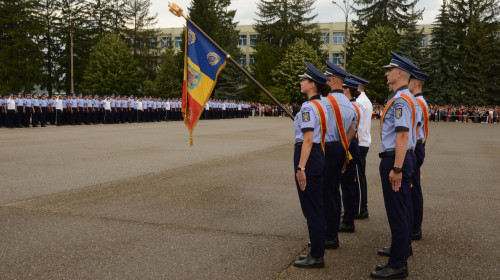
[123,0,159,82]
[0,0,44,92]
[396,17,424,64]
[422,0,460,105]
[246,0,320,102]
[187,0,243,100]
[449,0,500,105]
[349,25,400,103]
[349,0,423,61]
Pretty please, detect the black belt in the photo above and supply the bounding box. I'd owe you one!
[326,141,341,146]
[417,139,424,144]
[295,142,321,147]
[379,149,413,158]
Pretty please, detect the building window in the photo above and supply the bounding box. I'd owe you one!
[332,53,343,65]
[161,37,172,48]
[174,37,182,48]
[249,55,256,65]
[239,55,247,66]
[332,32,345,45]
[238,35,247,46]
[148,38,157,48]
[320,33,330,44]
[420,35,428,47]
[250,34,261,46]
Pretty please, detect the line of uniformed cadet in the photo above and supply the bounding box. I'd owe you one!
[292,52,430,279]
[0,94,252,128]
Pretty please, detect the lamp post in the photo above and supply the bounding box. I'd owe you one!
[332,0,353,70]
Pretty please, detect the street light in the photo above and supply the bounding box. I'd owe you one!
[332,0,353,70]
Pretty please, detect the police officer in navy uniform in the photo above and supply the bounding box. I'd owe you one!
[31,93,41,127]
[293,62,330,268]
[321,61,356,249]
[408,69,430,241]
[339,78,362,233]
[370,52,419,279]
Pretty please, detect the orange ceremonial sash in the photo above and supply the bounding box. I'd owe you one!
[309,100,327,154]
[415,98,429,144]
[326,95,350,163]
[380,93,416,140]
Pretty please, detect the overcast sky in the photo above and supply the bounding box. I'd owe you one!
[151,0,442,28]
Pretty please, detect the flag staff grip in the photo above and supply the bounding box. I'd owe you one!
[168,2,294,120]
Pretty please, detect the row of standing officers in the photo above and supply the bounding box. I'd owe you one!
[0,94,252,128]
[292,52,429,279]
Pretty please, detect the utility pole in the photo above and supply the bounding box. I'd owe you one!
[70,18,74,94]
[332,0,353,70]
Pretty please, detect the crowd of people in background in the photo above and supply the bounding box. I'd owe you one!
[371,104,500,123]
[3,91,499,129]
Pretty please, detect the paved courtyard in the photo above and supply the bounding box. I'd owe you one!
[1,118,499,279]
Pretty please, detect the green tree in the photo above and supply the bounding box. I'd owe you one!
[422,1,460,105]
[82,33,139,95]
[247,0,320,102]
[187,0,244,100]
[349,0,423,62]
[396,17,424,64]
[349,25,399,103]
[270,39,322,104]
[155,48,183,97]
[38,0,63,96]
[57,0,93,93]
[0,0,44,92]
[123,0,159,81]
[449,0,500,105]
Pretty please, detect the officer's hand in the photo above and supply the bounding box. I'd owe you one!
[389,170,402,192]
[341,162,347,173]
[296,170,307,191]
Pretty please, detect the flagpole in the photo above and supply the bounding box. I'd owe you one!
[168,3,294,121]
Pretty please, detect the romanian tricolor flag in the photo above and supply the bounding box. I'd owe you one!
[182,22,226,146]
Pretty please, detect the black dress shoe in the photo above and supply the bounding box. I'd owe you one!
[293,254,324,268]
[298,254,308,260]
[339,222,355,233]
[378,246,413,257]
[411,231,422,240]
[307,237,339,249]
[355,212,369,219]
[370,266,408,279]
[376,264,387,271]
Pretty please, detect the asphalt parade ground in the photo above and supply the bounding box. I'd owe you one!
[1,118,499,279]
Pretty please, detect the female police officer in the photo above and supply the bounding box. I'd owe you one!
[293,62,330,268]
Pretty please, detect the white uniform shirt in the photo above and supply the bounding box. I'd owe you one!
[55,98,63,110]
[103,100,111,110]
[356,91,373,147]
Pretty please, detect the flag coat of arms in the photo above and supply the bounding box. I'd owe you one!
[182,22,226,145]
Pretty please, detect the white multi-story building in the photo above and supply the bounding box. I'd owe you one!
[155,23,434,66]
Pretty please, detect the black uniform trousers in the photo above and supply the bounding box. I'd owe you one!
[32,107,40,127]
[24,108,31,127]
[411,141,425,235]
[379,152,414,269]
[56,109,62,126]
[355,146,370,215]
[323,143,346,241]
[7,109,15,128]
[16,106,24,127]
[341,138,361,226]
[40,107,47,126]
[294,144,326,259]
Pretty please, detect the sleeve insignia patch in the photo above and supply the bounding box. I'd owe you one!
[302,112,310,122]
[395,108,402,119]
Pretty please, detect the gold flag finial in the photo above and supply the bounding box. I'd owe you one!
[168,2,186,18]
